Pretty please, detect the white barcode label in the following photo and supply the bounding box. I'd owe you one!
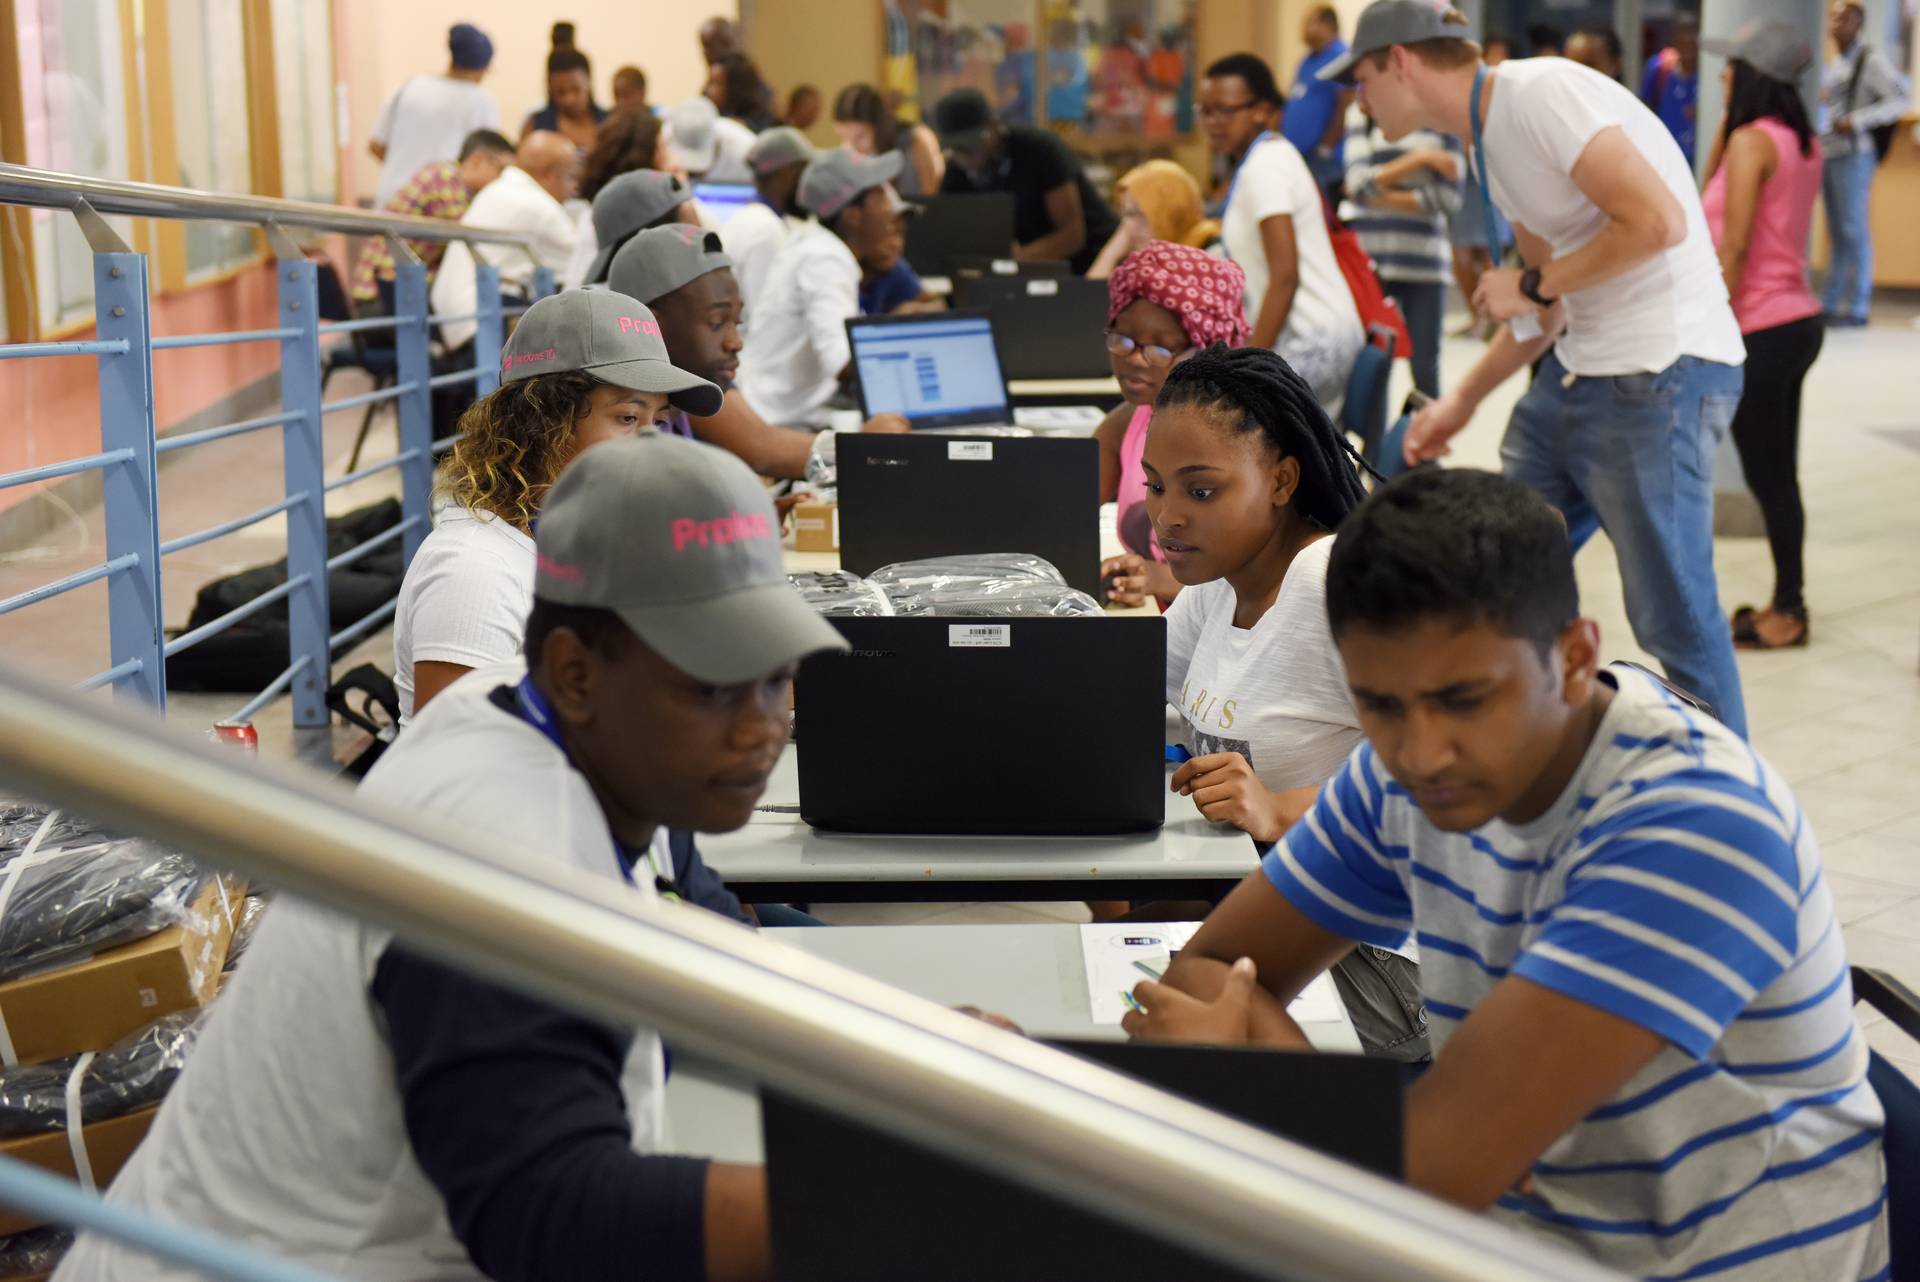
[949,624,1010,648]
[1027,278,1059,297]
[991,258,1019,275]
[948,441,993,462]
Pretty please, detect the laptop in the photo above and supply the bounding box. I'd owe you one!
[947,256,1070,280]
[903,192,1016,276]
[835,433,1103,597]
[764,1042,1403,1281]
[794,616,1164,835]
[691,182,758,224]
[952,275,1112,380]
[845,310,1014,432]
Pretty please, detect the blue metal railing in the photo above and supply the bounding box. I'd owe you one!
[0,165,557,728]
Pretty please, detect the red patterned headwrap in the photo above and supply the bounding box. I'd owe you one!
[1105,240,1249,350]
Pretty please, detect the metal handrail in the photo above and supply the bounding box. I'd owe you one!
[0,163,531,247]
[0,669,1623,1282]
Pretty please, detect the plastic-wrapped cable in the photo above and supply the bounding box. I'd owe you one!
[0,808,107,860]
[0,840,210,982]
[0,1009,206,1140]
[867,553,1068,588]
[223,894,271,972]
[786,572,930,618]
[0,1224,71,1277]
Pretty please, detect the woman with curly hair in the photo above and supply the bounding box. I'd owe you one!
[393,290,720,722]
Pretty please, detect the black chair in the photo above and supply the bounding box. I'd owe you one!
[314,258,400,473]
[1854,966,1920,1280]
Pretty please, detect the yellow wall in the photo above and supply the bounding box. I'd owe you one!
[339,0,739,201]
[745,2,885,148]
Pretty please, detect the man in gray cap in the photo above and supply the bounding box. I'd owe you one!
[668,95,756,184]
[610,225,905,479]
[61,433,839,1282]
[568,169,699,289]
[722,126,816,313]
[1334,0,1751,739]
[736,148,909,427]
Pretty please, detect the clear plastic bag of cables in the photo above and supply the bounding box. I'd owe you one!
[786,571,930,617]
[0,1008,206,1140]
[0,806,109,860]
[865,555,1103,617]
[804,431,839,491]
[0,838,210,983]
[0,1226,72,1276]
[223,892,272,972]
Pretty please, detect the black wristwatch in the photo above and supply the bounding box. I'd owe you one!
[1520,267,1555,307]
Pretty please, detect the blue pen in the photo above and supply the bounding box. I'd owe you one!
[1120,991,1146,1015]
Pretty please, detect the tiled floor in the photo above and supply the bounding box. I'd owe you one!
[4,302,1918,1075]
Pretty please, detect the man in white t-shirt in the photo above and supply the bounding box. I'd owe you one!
[668,96,757,186]
[736,148,910,427]
[724,127,816,316]
[369,24,502,209]
[1200,53,1364,413]
[56,437,848,1282]
[1330,0,1750,736]
[432,132,581,351]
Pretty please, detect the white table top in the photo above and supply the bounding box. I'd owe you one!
[701,747,1261,888]
[667,923,1362,1162]
[1009,376,1122,398]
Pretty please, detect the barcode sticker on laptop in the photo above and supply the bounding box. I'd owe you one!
[992,259,1019,275]
[948,441,993,462]
[949,624,1010,649]
[1026,278,1059,297]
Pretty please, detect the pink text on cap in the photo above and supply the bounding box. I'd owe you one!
[536,552,586,584]
[504,348,558,372]
[672,511,771,552]
[618,316,661,336]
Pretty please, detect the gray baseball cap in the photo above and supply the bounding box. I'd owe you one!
[748,126,817,177]
[1703,18,1813,83]
[668,97,722,173]
[1318,0,1466,84]
[501,290,722,417]
[584,171,693,285]
[798,147,906,220]
[533,435,848,684]
[608,224,734,307]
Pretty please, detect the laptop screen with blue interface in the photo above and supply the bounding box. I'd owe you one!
[692,183,758,224]
[848,313,1010,430]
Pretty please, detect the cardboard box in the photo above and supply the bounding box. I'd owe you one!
[0,878,241,1067]
[0,1104,159,1236]
[791,499,839,553]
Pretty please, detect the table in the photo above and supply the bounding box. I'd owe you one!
[1010,375,1122,408]
[666,923,1362,1162]
[702,747,1260,903]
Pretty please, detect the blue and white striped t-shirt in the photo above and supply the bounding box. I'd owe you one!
[1266,666,1888,1281]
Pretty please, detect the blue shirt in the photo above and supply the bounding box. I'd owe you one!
[1283,40,1349,160]
[860,260,925,316]
[1265,666,1888,1280]
[1640,53,1698,161]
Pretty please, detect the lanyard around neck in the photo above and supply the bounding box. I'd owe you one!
[511,677,676,897]
[1224,128,1277,213]
[1468,64,1506,262]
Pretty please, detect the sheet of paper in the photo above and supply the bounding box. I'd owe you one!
[1079,922,1346,1028]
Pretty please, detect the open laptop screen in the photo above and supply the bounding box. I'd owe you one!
[847,313,1010,431]
[692,183,758,224]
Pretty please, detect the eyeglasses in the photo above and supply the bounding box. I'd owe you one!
[1197,100,1262,122]
[1105,331,1183,367]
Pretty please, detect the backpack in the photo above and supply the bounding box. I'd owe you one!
[1320,194,1412,363]
[1846,46,1899,163]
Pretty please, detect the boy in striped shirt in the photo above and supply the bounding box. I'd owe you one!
[1124,468,1888,1281]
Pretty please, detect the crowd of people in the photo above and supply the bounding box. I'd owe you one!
[52,7,1908,1282]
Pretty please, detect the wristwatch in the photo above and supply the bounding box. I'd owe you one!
[1520,267,1555,308]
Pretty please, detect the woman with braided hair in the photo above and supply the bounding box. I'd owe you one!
[1108,343,1429,1061]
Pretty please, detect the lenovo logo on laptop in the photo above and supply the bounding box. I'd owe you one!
[672,511,771,552]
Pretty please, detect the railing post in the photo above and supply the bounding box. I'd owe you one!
[88,207,165,711]
[472,259,503,399]
[532,265,556,300]
[273,238,331,728]
[388,236,433,568]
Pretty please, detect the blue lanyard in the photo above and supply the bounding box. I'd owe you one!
[512,677,673,896]
[1223,129,1277,216]
[1468,64,1505,263]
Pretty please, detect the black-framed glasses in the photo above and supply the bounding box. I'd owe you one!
[1105,332,1183,367]
[1197,100,1262,122]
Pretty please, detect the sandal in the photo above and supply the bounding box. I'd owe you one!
[1730,605,1759,642]
[1733,606,1810,650]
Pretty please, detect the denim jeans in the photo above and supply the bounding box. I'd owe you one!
[1821,149,1877,320]
[1384,279,1445,398]
[1501,352,1749,737]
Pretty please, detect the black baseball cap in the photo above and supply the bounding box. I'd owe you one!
[931,88,996,152]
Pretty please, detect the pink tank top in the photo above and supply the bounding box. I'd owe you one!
[1114,404,1165,564]
[1702,117,1823,336]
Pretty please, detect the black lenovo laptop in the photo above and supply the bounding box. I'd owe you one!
[845,310,1015,432]
[794,616,1165,835]
[764,1041,1404,1282]
[834,432,1102,597]
[903,192,1016,276]
[952,274,1112,380]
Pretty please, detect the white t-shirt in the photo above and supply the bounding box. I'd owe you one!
[700,117,760,185]
[371,75,501,209]
[736,221,859,427]
[1163,536,1360,791]
[392,505,536,724]
[721,202,798,319]
[1480,58,1745,375]
[431,166,578,350]
[1221,136,1364,411]
[55,660,668,1282]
